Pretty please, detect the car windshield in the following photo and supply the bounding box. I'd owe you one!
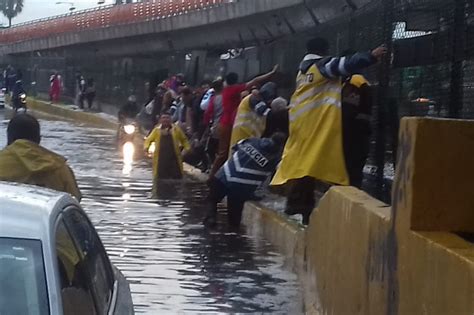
[0,238,49,315]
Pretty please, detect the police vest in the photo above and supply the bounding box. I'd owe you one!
[272,60,349,186]
[230,95,267,150]
[217,138,280,197]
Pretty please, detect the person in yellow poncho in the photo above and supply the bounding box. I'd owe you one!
[271,38,386,224]
[144,112,191,182]
[229,82,278,153]
[342,71,373,188]
[0,114,81,200]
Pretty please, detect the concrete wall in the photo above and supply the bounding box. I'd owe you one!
[244,117,474,314]
[309,118,474,314]
[305,187,391,314]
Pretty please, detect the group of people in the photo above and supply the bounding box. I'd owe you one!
[135,66,290,226]
[139,37,386,228]
[75,72,96,110]
[2,66,97,110]
[0,37,386,231]
[138,38,386,226]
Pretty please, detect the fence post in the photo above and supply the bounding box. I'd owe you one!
[373,0,395,200]
[448,0,467,118]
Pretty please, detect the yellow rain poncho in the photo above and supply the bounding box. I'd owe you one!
[271,61,349,186]
[0,139,82,200]
[144,124,190,178]
[229,95,267,153]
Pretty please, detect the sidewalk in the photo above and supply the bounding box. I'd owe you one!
[28,98,118,129]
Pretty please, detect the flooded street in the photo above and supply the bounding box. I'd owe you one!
[0,111,303,314]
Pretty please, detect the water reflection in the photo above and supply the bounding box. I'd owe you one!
[122,142,135,175]
[0,111,303,314]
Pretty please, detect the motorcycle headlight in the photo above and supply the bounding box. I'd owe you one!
[20,93,26,100]
[123,124,136,135]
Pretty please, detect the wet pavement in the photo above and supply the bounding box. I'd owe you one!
[0,111,303,314]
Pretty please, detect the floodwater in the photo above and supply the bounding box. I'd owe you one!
[0,111,303,314]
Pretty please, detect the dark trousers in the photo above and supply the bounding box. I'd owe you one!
[78,94,85,109]
[285,176,320,225]
[208,124,232,179]
[86,93,95,109]
[207,178,246,227]
[206,137,219,164]
[342,113,371,188]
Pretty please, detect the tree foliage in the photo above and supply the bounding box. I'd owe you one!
[0,0,24,27]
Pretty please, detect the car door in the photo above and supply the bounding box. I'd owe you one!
[54,217,98,315]
[61,206,116,314]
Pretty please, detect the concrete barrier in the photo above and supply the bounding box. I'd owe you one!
[390,118,474,315]
[244,118,474,314]
[243,202,306,271]
[28,98,118,130]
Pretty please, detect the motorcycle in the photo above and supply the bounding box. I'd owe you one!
[117,118,140,156]
[12,92,27,113]
[0,88,6,109]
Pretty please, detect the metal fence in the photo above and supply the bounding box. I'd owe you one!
[299,0,473,202]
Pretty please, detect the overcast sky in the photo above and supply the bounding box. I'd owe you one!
[1,0,115,26]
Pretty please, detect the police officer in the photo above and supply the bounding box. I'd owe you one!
[271,38,387,224]
[204,132,287,228]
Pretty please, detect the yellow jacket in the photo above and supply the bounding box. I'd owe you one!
[229,95,267,153]
[144,124,191,177]
[271,62,349,186]
[0,140,82,200]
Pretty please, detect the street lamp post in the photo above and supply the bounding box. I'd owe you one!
[56,2,76,12]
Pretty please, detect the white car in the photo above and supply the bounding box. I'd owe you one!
[0,182,134,314]
[0,88,5,108]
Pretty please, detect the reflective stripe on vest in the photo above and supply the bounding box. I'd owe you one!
[233,96,266,137]
[289,64,342,123]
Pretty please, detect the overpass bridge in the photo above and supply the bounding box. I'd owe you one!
[0,0,357,57]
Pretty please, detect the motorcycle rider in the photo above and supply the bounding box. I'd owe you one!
[11,70,26,112]
[118,95,140,123]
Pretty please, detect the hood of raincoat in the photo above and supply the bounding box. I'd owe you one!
[0,139,67,176]
[299,54,326,74]
[259,82,277,103]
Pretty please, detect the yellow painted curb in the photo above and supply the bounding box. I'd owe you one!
[243,202,305,270]
[28,98,118,130]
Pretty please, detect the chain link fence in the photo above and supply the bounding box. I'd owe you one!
[298,0,473,202]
